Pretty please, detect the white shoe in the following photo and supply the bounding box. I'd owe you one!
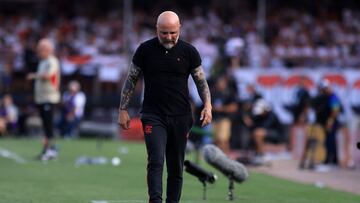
[41,149,58,161]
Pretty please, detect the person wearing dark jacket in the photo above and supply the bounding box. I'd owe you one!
[251,99,283,155]
[312,79,341,165]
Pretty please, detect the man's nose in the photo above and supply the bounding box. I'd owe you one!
[165,34,172,40]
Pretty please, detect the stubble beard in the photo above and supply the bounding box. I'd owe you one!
[159,35,179,50]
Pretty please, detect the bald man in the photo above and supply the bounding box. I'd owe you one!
[27,38,60,161]
[118,11,212,203]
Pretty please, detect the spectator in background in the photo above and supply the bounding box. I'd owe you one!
[1,94,19,134]
[0,63,13,94]
[240,84,263,150]
[287,78,311,125]
[0,99,7,135]
[192,36,219,78]
[251,99,284,159]
[246,33,271,68]
[312,79,341,166]
[246,83,262,103]
[23,39,39,73]
[225,36,244,69]
[27,38,61,161]
[350,87,360,168]
[211,74,238,154]
[285,78,311,157]
[58,80,86,138]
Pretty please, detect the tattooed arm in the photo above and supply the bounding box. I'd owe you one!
[191,66,212,126]
[118,62,142,129]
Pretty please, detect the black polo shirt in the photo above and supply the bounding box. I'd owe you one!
[133,37,201,115]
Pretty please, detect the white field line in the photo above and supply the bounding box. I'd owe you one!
[0,147,27,164]
[91,200,146,203]
[91,200,195,203]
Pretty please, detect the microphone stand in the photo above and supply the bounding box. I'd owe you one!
[227,174,235,201]
[198,178,207,200]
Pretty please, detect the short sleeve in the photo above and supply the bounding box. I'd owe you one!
[189,45,202,70]
[330,95,340,111]
[132,43,144,68]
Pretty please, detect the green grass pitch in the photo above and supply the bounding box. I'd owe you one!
[0,138,359,203]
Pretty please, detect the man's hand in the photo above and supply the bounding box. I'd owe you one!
[118,110,131,130]
[190,66,212,127]
[200,106,212,127]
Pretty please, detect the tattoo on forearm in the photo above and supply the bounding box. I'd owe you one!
[191,66,211,105]
[120,63,141,110]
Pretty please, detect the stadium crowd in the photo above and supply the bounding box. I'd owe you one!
[1,1,360,80]
[0,0,360,169]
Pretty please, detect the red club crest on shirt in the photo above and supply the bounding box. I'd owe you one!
[144,125,153,134]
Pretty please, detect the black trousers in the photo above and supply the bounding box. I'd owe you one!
[324,121,339,165]
[141,113,193,203]
[37,103,55,139]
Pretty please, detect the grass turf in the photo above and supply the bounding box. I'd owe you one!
[0,138,359,203]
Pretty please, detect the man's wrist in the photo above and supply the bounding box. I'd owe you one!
[204,103,212,110]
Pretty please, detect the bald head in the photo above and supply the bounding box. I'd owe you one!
[156,11,181,49]
[37,38,55,59]
[156,11,180,27]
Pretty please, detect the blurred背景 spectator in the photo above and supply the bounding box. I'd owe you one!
[58,80,86,138]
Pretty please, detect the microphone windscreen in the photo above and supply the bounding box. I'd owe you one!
[203,144,249,183]
[184,160,216,184]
